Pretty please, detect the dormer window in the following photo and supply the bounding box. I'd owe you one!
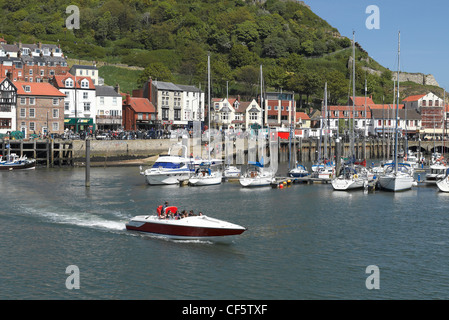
[65,79,73,87]
[81,80,89,88]
[24,85,31,92]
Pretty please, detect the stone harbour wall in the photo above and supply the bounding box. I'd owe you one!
[72,139,174,159]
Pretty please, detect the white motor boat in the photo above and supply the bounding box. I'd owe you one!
[0,153,36,170]
[425,163,447,184]
[140,144,195,185]
[125,205,246,240]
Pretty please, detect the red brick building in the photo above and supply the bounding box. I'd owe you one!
[0,41,69,82]
[122,94,156,130]
[15,81,65,137]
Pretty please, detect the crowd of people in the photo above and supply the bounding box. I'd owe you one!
[160,201,203,220]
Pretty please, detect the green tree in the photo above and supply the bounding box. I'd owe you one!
[325,70,348,105]
[229,44,258,68]
[233,20,259,49]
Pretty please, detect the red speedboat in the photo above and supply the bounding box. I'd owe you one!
[125,206,246,240]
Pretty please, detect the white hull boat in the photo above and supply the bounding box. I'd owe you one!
[239,167,274,187]
[140,144,196,185]
[378,171,415,191]
[223,165,241,178]
[189,171,222,186]
[436,175,449,192]
[125,206,246,240]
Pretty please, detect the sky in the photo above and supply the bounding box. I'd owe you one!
[307,0,449,91]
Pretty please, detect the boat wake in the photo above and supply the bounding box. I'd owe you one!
[22,205,126,233]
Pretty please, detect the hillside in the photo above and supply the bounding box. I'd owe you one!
[1,0,444,108]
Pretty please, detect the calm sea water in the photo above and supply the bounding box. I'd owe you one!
[1,163,449,300]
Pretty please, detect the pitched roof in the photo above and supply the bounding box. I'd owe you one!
[95,85,121,97]
[402,94,426,102]
[349,96,375,106]
[53,73,95,89]
[371,108,421,120]
[126,97,155,113]
[296,112,310,120]
[15,81,65,97]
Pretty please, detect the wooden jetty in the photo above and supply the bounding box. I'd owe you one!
[1,139,74,167]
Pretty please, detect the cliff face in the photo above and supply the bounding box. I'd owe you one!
[392,72,439,87]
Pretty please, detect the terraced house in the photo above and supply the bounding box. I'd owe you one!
[15,82,65,138]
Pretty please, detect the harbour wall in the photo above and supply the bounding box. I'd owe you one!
[2,138,447,168]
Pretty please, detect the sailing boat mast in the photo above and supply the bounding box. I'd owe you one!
[351,31,356,158]
[208,52,211,161]
[394,31,401,174]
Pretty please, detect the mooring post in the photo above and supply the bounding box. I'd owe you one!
[85,139,90,187]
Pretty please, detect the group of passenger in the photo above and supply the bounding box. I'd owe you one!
[159,201,203,220]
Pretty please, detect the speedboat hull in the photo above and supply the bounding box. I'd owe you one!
[125,215,246,240]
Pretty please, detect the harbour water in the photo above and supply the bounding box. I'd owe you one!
[1,164,449,300]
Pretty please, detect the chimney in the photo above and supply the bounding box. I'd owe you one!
[18,41,22,49]
[126,93,131,105]
[38,42,42,49]
[237,94,240,102]
[148,77,152,101]
[114,83,120,94]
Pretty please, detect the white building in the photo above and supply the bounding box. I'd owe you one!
[176,84,205,125]
[0,77,17,134]
[69,65,100,86]
[51,73,97,132]
[95,85,122,130]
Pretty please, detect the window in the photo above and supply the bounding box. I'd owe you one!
[435,100,439,107]
[29,122,35,131]
[81,80,89,88]
[49,70,55,76]
[52,122,59,131]
[100,97,104,105]
[429,100,433,107]
[83,102,90,112]
[83,92,88,99]
[40,70,44,76]
[24,85,31,92]
[53,98,59,105]
[53,109,59,118]
[138,113,143,120]
[20,108,26,118]
[174,109,181,121]
[64,102,70,111]
[29,69,33,75]
[20,97,26,105]
[29,97,35,105]
[65,79,73,87]
[29,108,35,118]
[112,97,117,106]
